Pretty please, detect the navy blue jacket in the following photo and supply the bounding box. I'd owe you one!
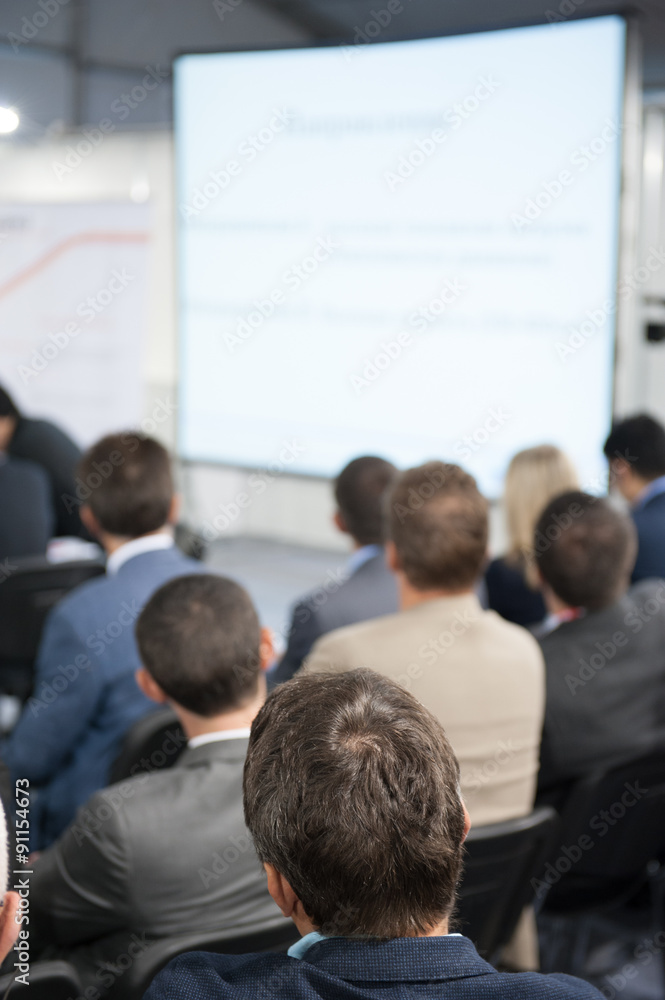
[3,545,203,849]
[144,935,603,1000]
[631,492,665,582]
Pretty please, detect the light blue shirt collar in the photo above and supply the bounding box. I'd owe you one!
[633,474,665,512]
[346,544,383,577]
[287,931,327,959]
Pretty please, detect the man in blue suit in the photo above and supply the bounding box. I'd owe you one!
[2,432,203,849]
[604,414,665,582]
[146,670,602,1000]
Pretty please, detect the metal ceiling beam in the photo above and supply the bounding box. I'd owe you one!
[251,0,349,40]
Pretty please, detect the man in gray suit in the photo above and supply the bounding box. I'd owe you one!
[534,490,665,798]
[270,456,398,687]
[29,574,287,997]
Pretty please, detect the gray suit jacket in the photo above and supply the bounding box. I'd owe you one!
[538,579,665,794]
[270,550,399,687]
[30,738,287,995]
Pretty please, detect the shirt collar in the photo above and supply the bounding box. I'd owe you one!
[533,606,585,638]
[292,935,486,981]
[633,474,665,512]
[346,544,383,577]
[106,532,174,576]
[288,931,464,961]
[188,728,251,749]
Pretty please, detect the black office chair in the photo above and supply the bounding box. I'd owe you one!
[109,707,187,784]
[107,921,299,1000]
[454,806,560,962]
[538,751,665,975]
[0,960,82,998]
[0,555,106,701]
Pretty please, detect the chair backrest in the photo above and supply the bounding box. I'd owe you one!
[108,921,299,1000]
[0,555,106,664]
[109,707,187,784]
[455,806,560,958]
[0,959,82,999]
[541,750,665,909]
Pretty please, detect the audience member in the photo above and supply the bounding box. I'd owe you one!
[2,432,204,849]
[271,456,398,686]
[145,669,602,1000]
[0,386,83,538]
[306,462,544,827]
[29,574,286,997]
[485,445,578,627]
[603,414,665,581]
[0,803,21,964]
[0,452,53,559]
[535,490,665,797]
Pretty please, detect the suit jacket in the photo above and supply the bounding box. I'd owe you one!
[270,549,399,687]
[144,933,602,1000]
[0,454,53,559]
[631,492,665,583]
[9,416,83,538]
[537,579,665,794]
[305,594,545,826]
[2,545,203,848]
[484,556,546,628]
[30,737,287,996]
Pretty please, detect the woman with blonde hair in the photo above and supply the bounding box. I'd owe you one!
[485,445,578,626]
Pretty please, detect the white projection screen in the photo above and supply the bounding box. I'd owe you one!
[175,16,627,495]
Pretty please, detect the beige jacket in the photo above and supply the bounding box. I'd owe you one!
[305,593,545,827]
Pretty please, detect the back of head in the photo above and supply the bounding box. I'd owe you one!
[504,445,578,574]
[0,387,20,420]
[388,461,488,591]
[334,456,397,545]
[604,414,665,482]
[136,574,261,716]
[78,432,173,538]
[535,491,636,611]
[244,669,465,937]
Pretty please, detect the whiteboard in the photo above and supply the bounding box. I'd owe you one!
[0,202,149,447]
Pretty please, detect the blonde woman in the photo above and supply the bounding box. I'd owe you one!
[485,445,578,627]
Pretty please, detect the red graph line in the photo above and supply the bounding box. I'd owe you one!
[0,231,150,301]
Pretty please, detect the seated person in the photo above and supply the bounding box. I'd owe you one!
[0,803,21,964]
[604,413,665,582]
[145,669,602,1000]
[0,452,53,559]
[305,462,545,827]
[29,574,287,997]
[485,445,578,627]
[2,432,204,849]
[0,385,83,538]
[535,490,665,797]
[271,455,398,686]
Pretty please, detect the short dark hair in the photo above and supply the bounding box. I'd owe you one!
[604,414,665,481]
[334,456,396,546]
[244,669,465,938]
[388,462,488,591]
[78,433,173,537]
[534,491,636,611]
[136,574,261,716]
[0,387,20,420]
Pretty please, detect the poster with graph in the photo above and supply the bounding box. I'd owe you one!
[0,202,149,447]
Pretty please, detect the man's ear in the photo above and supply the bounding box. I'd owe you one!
[333,510,347,535]
[259,628,275,672]
[80,505,101,540]
[461,804,472,843]
[167,494,180,526]
[0,892,21,963]
[135,667,168,704]
[385,539,400,573]
[264,863,299,919]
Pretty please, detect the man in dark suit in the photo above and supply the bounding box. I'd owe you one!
[270,456,398,686]
[0,385,83,538]
[0,453,53,559]
[2,432,204,848]
[145,670,601,1000]
[29,574,287,997]
[534,491,665,797]
[604,413,665,582]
